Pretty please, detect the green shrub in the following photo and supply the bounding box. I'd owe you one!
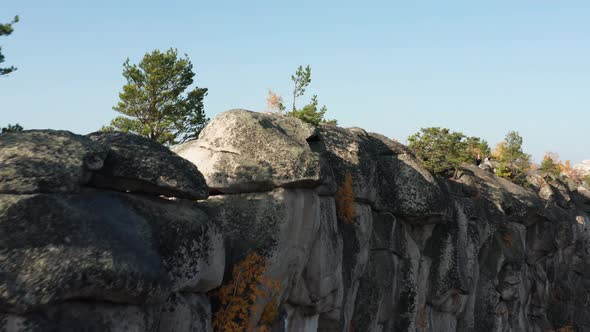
[540,155,561,177]
[407,127,489,178]
[492,131,531,186]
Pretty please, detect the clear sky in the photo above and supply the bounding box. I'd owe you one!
[1,1,589,163]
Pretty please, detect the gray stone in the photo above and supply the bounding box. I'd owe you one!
[288,197,343,315]
[174,109,320,194]
[157,293,212,332]
[0,189,223,313]
[375,152,448,221]
[87,131,208,200]
[201,188,322,327]
[3,111,590,331]
[1,302,157,332]
[0,130,108,194]
[339,203,373,331]
[316,126,378,202]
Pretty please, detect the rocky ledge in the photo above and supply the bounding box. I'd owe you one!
[1,110,590,332]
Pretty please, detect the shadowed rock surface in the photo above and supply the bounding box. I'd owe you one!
[2,111,590,331]
[1,130,220,332]
[88,131,209,200]
[0,130,108,194]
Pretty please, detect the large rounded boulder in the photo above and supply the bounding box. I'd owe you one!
[174,109,321,194]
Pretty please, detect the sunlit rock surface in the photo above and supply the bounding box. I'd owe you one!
[2,110,590,331]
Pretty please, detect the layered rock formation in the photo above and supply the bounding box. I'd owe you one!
[0,131,222,332]
[2,110,590,331]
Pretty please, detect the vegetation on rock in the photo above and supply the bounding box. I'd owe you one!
[336,173,356,224]
[266,89,286,113]
[290,65,311,112]
[1,123,23,133]
[407,127,489,178]
[540,152,562,177]
[212,252,280,332]
[492,131,532,185]
[0,15,19,76]
[103,48,209,145]
[290,94,337,126]
[268,65,336,125]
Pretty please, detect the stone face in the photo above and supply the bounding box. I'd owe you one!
[157,293,213,332]
[87,131,208,200]
[0,189,223,313]
[173,109,321,193]
[202,187,321,285]
[289,197,343,315]
[201,188,326,328]
[0,130,108,194]
[3,110,590,332]
[0,293,213,332]
[375,153,448,220]
[1,302,158,332]
[339,203,373,331]
[317,126,379,202]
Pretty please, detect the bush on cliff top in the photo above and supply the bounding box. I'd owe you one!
[267,65,337,126]
[540,152,562,177]
[492,131,532,186]
[408,127,489,178]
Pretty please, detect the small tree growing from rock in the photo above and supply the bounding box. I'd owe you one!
[266,89,285,113]
[273,65,336,126]
[492,131,531,185]
[336,173,356,224]
[290,65,311,112]
[212,252,280,332]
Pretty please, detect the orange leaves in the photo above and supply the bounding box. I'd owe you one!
[212,252,280,332]
[336,173,356,224]
[266,89,285,113]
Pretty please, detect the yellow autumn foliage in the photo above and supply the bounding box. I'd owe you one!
[212,252,280,332]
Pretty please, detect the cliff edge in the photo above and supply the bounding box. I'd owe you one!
[2,110,589,331]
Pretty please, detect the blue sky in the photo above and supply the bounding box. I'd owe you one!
[1,1,589,163]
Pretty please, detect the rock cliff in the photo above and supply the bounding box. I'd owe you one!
[2,110,590,332]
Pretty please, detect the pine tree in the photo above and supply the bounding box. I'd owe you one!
[1,15,19,76]
[540,152,561,177]
[286,65,337,125]
[493,131,531,185]
[104,48,208,145]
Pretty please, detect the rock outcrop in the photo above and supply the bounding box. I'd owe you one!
[0,131,223,332]
[2,110,590,331]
